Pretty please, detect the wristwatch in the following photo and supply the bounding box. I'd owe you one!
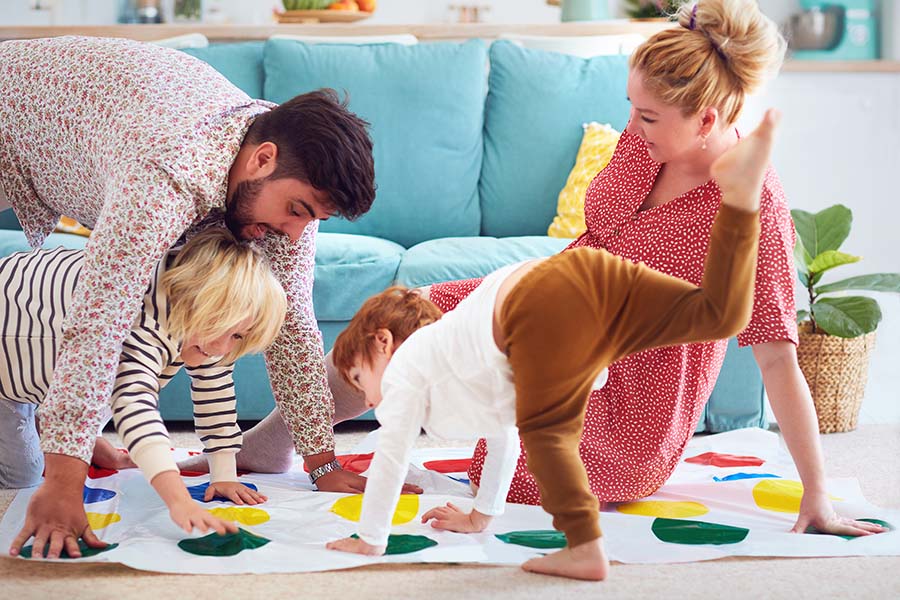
[309,459,342,485]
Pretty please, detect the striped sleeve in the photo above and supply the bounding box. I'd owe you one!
[187,362,241,483]
[110,325,174,483]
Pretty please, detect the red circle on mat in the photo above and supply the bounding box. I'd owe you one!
[684,452,765,467]
[303,453,375,474]
[423,458,472,473]
[87,466,118,479]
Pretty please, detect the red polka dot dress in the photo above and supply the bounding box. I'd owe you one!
[429,126,799,504]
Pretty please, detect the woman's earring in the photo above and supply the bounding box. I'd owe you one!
[701,135,708,151]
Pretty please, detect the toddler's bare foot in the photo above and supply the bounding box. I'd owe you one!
[91,437,136,470]
[521,538,608,581]
[711,108,781,211]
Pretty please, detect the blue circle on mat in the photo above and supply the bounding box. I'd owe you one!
[187,481,258,503]
[83,486,116,504]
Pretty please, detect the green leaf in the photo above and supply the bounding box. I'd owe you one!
[798,270,809,287]
[816,273,900,295]
[797,309,810,323]
[791,205,852,257]
[793,236,811,273]
[812,296,882,337]
[807,250,861,275]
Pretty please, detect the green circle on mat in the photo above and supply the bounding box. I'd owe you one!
[19,540,119,559]
[651,518,749,545]
[805,518,894,540]
[350,533,438,555]
[178,528,270,557]
[495,530,567,549]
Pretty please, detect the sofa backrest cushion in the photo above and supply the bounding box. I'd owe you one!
[263,38,487,248]
[182,42,265,100]
[479,41,632,238]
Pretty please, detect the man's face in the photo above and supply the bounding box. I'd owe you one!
[226,175,333,242]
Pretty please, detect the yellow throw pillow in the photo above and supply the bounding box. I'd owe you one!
[55,216,92,237]
[547,122,621,239]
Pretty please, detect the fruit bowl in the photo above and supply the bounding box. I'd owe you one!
[276,10,373,23]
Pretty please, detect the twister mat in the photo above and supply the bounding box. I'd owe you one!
[1,428,897,573]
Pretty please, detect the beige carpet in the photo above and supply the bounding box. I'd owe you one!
[2,422,898,600]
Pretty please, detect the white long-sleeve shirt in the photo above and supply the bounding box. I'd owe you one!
[357,262,528,547]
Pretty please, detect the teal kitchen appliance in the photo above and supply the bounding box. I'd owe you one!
[788,0,879,60]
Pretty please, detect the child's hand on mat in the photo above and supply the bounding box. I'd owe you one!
[793,491,887,537]
[168,499,238,535]
[204,481,268,505]
[315,470,423,495]
[421,503,491,533]
[91,437,137,471]
[326,536,385,556]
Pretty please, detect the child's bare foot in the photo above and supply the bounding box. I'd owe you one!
[521,538,608,581]
[91,437,136,470]
[711,108,781,211]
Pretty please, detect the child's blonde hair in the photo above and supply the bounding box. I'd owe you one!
[332,286,443,386]
[630,0,786,126]
[161,228,287,364]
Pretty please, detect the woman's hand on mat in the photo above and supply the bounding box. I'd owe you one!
[315,470,423,495]
[792,491,888,537]
[168,499,238,535]
[204,481,268,505]
[91,436,137,471]
[326,536,385,556]
[9,454,106,559]
[421,503,491,533]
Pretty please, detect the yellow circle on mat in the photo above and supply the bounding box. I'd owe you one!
[752,479,842,513]
[331,494,419,525]
[86,512,121,530]
[206,506,271,526]
[616,501,709,518]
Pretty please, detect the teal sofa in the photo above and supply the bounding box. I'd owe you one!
[0,38,765,432]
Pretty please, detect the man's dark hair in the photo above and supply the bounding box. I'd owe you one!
[246,89,375,221]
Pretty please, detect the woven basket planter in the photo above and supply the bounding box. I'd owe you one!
[796,321,877,433]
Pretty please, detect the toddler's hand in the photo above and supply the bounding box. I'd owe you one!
[421,502,491,533]
[204,481,268,505]
[326,536,385,556]
[169,499,238,535]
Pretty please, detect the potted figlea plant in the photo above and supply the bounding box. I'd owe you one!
[792,204,900,433]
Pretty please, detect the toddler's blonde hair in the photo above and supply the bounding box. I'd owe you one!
[630,0,786,126]
[161,228,287,364]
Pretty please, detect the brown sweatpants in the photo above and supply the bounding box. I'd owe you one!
[500,204,761,547]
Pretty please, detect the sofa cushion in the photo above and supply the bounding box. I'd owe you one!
[480,41,632,238]
[263,38,487,248]
[182,42,265,99]
[313,232,405,321]
[396,235,572,288]
[0,228,89,253]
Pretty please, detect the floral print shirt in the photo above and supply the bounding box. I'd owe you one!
[0,36,334,463]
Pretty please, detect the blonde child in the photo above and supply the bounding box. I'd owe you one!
[326,111,806,580]
[0,228,287,541]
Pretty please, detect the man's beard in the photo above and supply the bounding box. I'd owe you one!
[225,177,266,240]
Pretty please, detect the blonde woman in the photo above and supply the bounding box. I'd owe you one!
[422,0,883,540]
[0,228,287,551]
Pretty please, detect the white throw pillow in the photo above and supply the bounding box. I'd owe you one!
[269,34,418,45]
[149,33,210,49]
[498,33,645,57]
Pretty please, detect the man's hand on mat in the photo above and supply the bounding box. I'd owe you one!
[204,481,268,505]
[792,491,888,537]
[326,536,386,556]
[169,499,238,535]
[421,502,491,533]
[315,470,423,495]
[9,454,105,559]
